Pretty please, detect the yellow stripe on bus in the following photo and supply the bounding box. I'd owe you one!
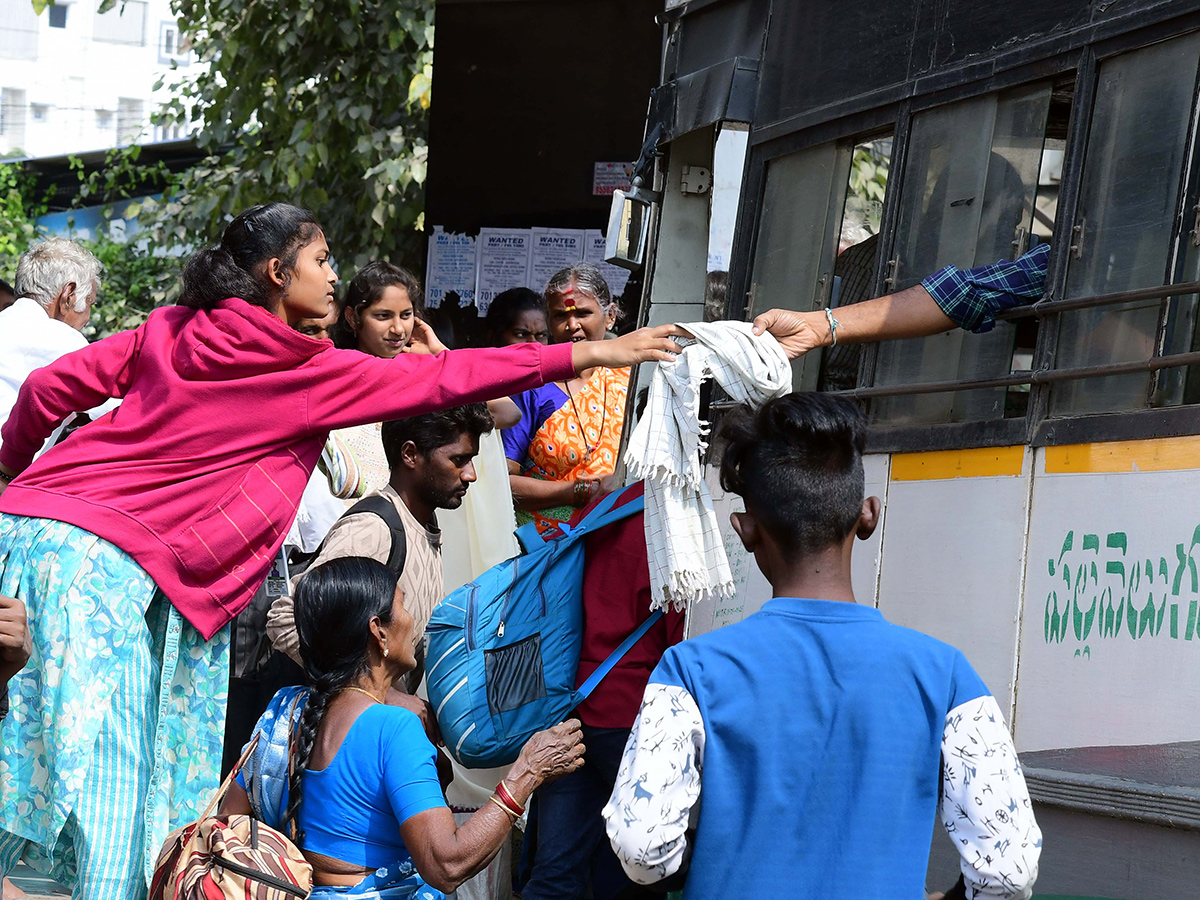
[890,446,1025,480]
[1044,437,1200,473]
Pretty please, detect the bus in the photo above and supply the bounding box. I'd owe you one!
[611,2,1200,896]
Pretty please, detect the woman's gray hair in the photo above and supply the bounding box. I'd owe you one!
[15,238,103,313]
[544,262,619,319]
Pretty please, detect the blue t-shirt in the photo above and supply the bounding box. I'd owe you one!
[297,704,447,867]
[651,597,989,899]
[502,382,568,465]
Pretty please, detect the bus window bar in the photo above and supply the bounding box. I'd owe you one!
[821,349,1200,401]
[995,280,1200,321]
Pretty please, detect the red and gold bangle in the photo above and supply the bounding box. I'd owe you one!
[487,795,518,822]
[494,780,525,817]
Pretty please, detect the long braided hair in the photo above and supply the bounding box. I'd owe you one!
[285,556,401,844]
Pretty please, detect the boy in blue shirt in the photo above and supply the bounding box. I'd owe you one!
[603,393,1041,899]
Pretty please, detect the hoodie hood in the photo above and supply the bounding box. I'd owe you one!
[170,297,330,381]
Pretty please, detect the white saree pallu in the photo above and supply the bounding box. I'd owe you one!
[624,321,791,612]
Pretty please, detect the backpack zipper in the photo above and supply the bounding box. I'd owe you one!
[496,556,521,639]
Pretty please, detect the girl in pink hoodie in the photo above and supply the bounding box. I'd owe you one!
[0,204,683,900]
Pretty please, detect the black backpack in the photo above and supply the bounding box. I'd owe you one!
[339,494,408,577]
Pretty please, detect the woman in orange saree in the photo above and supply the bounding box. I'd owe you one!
[502,264,629,533]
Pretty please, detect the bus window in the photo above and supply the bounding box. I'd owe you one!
[870,81,1054,425]
[747,139,854,389]
[1051,30,1200,416]
[818,137,891,393]
[705,123,750,322]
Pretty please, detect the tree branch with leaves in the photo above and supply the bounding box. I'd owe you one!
[146,0,435,271]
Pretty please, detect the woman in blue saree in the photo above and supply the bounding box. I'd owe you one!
[221,557,584,897]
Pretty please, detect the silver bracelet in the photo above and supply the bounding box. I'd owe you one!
[825,307,841,347]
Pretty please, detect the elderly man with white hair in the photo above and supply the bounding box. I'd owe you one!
[0,238,102,435]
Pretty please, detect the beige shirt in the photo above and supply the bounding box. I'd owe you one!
[267,485,443,667]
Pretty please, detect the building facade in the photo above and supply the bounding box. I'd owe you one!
[0,0,199,158]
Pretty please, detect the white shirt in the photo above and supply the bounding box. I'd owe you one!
[0,297,89,434]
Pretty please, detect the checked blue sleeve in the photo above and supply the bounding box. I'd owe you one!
[922,243,1050,334]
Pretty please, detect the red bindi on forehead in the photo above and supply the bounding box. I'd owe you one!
[549,284,587,313]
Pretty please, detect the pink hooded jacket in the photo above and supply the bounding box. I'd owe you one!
[0,298,575,638]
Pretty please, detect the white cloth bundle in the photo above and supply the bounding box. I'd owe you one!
[625,320,791,611]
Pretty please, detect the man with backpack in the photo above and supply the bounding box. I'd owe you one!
[267,403,496,710]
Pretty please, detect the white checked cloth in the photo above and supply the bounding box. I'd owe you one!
[625,320,791,611]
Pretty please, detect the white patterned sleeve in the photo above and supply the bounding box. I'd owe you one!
[940,694,1043,900]
[602,683,705,885]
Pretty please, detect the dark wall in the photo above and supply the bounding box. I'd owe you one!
[424,0,663,233]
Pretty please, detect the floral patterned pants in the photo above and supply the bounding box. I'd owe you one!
[0,515,230,899]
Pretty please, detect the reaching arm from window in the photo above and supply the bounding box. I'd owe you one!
[751,243,1051,359]
[939,694,1042,900]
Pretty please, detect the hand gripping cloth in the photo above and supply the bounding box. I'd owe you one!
[624,321,791,611]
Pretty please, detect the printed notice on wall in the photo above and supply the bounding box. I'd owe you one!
[475,228,533,317]
[584,229,632,298]
[424,227,477,309]
[529,228,586,291]
[592,161,635,196]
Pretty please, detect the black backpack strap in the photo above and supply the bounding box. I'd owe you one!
[344,494,408,577]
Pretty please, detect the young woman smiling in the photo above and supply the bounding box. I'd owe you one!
[322,261,425,500]
[0,204,683,899]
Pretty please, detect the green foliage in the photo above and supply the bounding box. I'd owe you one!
[79,229,180,340]
[0,164,44,283]
[3,144,179,339]
[70,144,172,209]
[159,0,435,271]
[61,146,182,339]
[845,141,891,235]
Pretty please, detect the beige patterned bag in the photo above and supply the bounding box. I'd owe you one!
[148,734,313,899]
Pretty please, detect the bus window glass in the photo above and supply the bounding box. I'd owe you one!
[1172,207,1200,407]
[818,137,891,393]
[748,140,852,389]
[1051,31,1200,416]
[871,82,1052,425]
[705,123,750,322]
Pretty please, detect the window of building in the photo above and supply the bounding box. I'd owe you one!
[116,97,144,145]
[0,0,39,60]
[158,21,191,65]
[0,87,27,151]
[94,0,147,46]
[96,109,113,129]
[48,4,67,27]
[30,104,49,122]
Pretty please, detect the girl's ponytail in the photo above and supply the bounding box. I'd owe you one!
[178,246,269,310]
[176,203,323,311]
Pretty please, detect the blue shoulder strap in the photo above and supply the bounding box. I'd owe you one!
[574,609,665,701]
[570,484,645,538]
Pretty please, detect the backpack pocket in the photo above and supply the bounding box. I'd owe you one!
[484,633,547,715]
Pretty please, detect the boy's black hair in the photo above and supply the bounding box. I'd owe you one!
[718,392,867,554]
[381,403,495,468]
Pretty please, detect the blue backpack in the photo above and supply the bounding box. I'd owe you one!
[425,484,662,768]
